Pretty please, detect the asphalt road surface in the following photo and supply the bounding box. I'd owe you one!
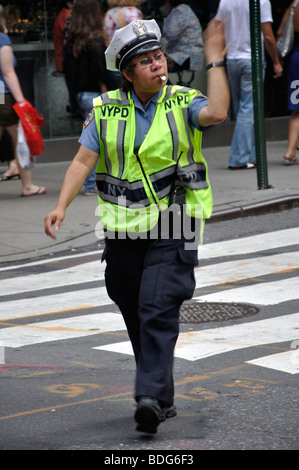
[0,209,298,453]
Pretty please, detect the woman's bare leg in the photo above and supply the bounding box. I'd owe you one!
[6,123,46,194]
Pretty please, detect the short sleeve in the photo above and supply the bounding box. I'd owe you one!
[78,110,100,154]
[189,95,209,130]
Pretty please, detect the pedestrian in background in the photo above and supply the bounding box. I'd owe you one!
[0,4,46,196]
[0,4,18,181]
[103,0,145,88]
[277,0,299,165]
[52,0,73,73]
[163,0,204,74]
[103,0,145,44]
[63,0,110,195]
[215,0,283,170]
[44,18,229,434]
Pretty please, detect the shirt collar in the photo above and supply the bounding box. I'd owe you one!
[131,89,162,111]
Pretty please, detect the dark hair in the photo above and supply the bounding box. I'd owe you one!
[120,60,135,92]
[58,0,73,9]
[169,0,190,6]
[68,0,103,58]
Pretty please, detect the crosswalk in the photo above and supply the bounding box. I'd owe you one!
[0,227,298,374]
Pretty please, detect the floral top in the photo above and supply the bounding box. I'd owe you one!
[104,6,143,43]
[163,4,204,71]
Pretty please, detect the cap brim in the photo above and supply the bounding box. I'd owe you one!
[119,39,162,70]
[105,19,162,72]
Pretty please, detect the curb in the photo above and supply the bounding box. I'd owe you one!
[209,194,299,223]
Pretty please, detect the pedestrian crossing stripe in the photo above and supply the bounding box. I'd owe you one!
[1,250,298,304]
[94,312,299,374]
[1,227,299,297]
[193,276,299,305]
[246,350,299,375]
[0,287,112,321]
[1,257,298,322]
[0,313,126,348]
[0,227,297,275]
[198,227,299,259]
[0,227,299,375]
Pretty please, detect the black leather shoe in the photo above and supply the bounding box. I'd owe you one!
[135,396,165,434]
[162,404,177,419]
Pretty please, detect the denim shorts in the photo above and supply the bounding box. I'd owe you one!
[0,93,18,127]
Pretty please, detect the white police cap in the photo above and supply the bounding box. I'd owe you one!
[105,19,162,72]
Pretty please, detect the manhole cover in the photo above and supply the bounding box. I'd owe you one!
[179,302,259,323]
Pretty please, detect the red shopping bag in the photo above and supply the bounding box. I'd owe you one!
[13,99,44,156]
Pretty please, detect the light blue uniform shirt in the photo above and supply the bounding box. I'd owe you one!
[79,89,209,154]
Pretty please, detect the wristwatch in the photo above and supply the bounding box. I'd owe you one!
[206,59,226,71]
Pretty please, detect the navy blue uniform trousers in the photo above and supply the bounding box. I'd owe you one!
[103,236,197,407]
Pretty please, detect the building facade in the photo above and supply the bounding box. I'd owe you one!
[1,0,293,142]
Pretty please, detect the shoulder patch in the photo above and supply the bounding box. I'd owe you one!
[83,109,95,128]
[195,93,208,99]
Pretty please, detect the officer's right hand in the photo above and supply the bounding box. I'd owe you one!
[44,208,65,240]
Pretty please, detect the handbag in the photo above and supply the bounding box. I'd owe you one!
[16,121,36,170]
[277,0,299,58]
[13,99,44,156]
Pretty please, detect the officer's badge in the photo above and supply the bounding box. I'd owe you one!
[83,108,95,128]
[132,21,148,37]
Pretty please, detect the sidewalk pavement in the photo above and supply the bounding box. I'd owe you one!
[0,139,298,264]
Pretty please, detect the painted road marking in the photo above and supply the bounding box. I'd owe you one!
[0,287,112,321]
[1,251,298,298]
[1,271,298,323]
[0,228,298,376]
[246,350,299,375]
[0,249,103,272]
[198,227,299,259]
[194,252,299,287]
[0,312,126,348]
[0,260,105,297]
[0,227,297,274]
[194,276,299,305]
[94,312,299,374]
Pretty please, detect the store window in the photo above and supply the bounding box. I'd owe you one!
[4,0,107,139]
[1,0,293,141]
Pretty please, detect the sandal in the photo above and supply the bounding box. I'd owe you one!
[283,155,299,165]
[0,173,20,181]
[20,186,47,197]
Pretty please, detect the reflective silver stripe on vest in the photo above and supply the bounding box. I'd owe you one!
[162,86,194,165]
[149,165,176,200]
[176,162,209,189]
[99,118,111,175]
[116,120,126,179]
[99,112,126,178]
[96,173,151,207]
[182,107,194,165]
[162,86,190,101]
[165,111,180,163]
[100,91,128,177]
[101,89,130,106]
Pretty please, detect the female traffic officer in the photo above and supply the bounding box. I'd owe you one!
[44,18,229,434]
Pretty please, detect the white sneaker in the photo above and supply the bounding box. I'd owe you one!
[84,187,98,196]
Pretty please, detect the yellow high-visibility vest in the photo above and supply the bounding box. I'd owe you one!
[93,85,213,234]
